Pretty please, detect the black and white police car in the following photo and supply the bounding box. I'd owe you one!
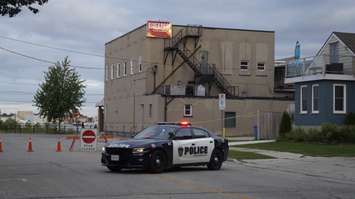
[101,121,229,173]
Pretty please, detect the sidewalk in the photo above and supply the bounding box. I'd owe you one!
[228,139,276,146]
[230,147,305,159]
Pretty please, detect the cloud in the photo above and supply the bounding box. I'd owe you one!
[1,0,355,116]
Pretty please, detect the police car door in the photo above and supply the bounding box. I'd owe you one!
[191,128,214,163]
[172,127,196,165]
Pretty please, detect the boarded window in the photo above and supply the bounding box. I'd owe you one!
[224,112,236,128]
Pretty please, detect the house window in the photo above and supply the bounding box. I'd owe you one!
[224,112,236,128]
[111,64,115,80]
[333,84,346,114]
[300,85,308,114]
[312,84,319,114]
[257,62,265,71]
[149,104,152,118]
[184,104,192,117]
[329,42,339,64]
[123,62,127,76]
[116,63,120,78]
[240,61,249,71]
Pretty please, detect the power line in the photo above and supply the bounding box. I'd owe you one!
[0,35,157,64]
[0,35,103,57]
[0,100,98,104]
[0,90,103,95]
[0,45,103,70]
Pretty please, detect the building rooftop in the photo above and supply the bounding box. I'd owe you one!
[105,23,274,45]
[334,32,355,54]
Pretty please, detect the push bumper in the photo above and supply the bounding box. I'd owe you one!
[101,152,151,169]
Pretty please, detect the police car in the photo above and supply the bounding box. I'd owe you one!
[101,121,229,173]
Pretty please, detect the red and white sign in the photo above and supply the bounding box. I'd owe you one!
[80,129,97,152]
[146,20,172,39]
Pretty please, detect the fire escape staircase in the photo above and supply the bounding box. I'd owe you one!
[155,26,235,96]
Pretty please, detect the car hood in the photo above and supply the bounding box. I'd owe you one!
[106,139,164,148]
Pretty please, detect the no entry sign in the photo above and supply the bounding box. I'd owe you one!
[80,129,97,152]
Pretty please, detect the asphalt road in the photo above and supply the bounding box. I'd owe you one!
[0,133,355,199]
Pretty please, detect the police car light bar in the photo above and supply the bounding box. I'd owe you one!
[179,121,191,127]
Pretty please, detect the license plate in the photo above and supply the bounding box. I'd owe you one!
[111,155,120,161]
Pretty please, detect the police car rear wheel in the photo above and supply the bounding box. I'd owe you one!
[207,150,223,170]
[150,150,166,173]
[107,166,122,172]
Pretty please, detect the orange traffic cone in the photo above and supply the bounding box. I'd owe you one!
[0,138,3,152]
[27,137,33,152]
[56,139,62,152]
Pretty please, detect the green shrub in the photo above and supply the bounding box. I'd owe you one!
[279,112,292,137]
[2,118,17,130]
[284,124,355,144]
[344,113,355,126]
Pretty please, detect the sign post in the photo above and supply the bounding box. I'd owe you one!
[218,94,226,138]
[80,129,97,152]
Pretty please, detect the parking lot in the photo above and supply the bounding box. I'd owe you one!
[1,133,355,199]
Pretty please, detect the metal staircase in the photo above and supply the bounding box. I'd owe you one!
[163,26,235,96]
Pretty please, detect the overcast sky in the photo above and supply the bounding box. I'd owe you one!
[1,0,355,116]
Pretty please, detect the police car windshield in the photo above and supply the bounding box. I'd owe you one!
[134,125,177,140]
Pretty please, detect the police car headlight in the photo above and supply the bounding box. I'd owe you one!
[132,148,145,153]
[102,147,106,152]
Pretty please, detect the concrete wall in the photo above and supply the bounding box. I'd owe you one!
[166,97,291,137]
[104,24,292,134]
[294,80,355,126]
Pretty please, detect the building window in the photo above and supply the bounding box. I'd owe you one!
[123,62,127,76]
[224,112,236,128]
[111,64,115,80]
[329,42,339,64]
[300,85,307,114]
[257,62,265,71]
[184,104,192,117]
[138,56,142,72]
[240,61,249,71]
[312,84,319,114]
[333,84,346,114]
[105,64,109,81]
[116,64,121,78]
[130,60,134,75]
[149,104,152,118]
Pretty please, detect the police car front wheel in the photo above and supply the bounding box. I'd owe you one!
[207,150,223,170]
[150,150,167,173]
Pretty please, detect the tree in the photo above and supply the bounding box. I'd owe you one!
[1,0,48,17]
[33,57,86,132]
[279,111,292,137]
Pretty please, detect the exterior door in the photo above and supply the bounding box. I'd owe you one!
[172,128,195,165]
[172,127,215,165]
[191,128,214,163]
